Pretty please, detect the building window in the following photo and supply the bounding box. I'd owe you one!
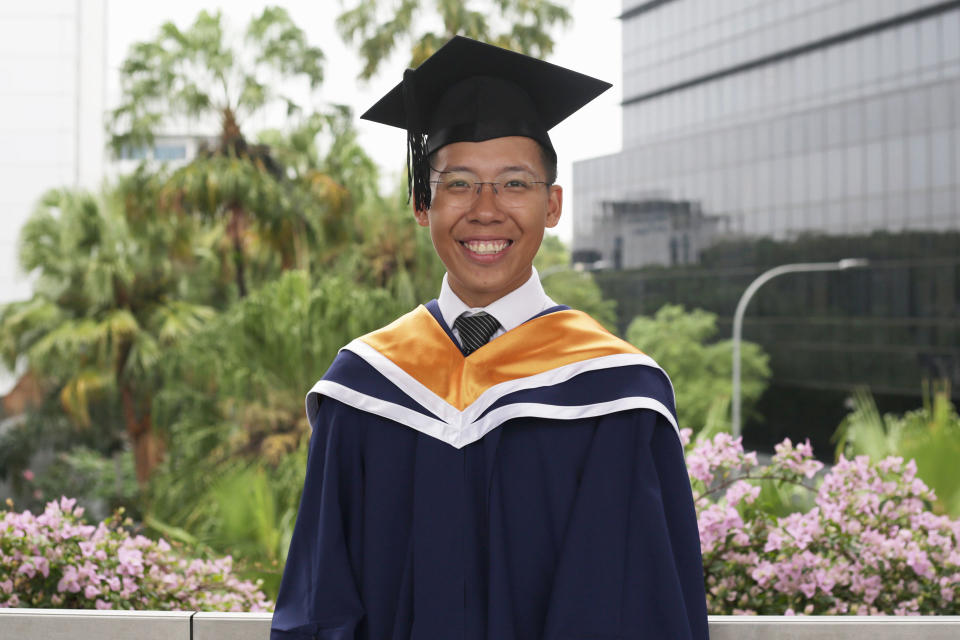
[154,144,187,161]
[119,145,149,160]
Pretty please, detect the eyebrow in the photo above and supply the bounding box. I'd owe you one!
[435,164,537,174]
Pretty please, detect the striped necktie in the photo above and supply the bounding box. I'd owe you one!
[453,312,501,356]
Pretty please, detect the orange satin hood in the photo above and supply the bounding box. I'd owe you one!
[358,305,643,412]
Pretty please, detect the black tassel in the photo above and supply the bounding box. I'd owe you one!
[402,69,431,211]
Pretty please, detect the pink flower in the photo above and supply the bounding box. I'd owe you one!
[725,480,761,506]
[36,556,50,578]
[1,497,271,612]
[121,576,139,598]
[16,556,49,579]
[57,565,81,593]
[22,469,34,482]
[58,497,77,514]
[117,546,144,577]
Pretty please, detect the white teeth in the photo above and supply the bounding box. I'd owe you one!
[463,240,509,255]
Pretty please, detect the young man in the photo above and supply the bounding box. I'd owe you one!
[271,37,708,640]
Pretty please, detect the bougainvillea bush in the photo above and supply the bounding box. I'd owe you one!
[0,497,271,611]
[4,439,958,615]
[686,430,960,615]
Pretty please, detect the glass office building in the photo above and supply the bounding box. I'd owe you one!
[574,0,960,267]
[573,0,960,447]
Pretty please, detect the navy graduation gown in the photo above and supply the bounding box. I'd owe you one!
[271,303,708,639]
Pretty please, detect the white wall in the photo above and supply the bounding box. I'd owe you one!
[0,0,107,304]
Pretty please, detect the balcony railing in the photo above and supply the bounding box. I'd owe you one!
[1,609,960,639]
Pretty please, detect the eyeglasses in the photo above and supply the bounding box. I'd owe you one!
[429,170,549,209]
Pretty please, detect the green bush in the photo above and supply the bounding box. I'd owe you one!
[834,383,960,516]
[626,305,770,433]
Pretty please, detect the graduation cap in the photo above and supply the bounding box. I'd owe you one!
[361,36,612,211]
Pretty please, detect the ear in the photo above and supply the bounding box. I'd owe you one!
[414,205,430,227]
[545,185,562,229]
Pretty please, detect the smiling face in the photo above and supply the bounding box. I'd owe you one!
[414,136,562,308]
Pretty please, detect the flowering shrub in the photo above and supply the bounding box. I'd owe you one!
[685,430,960,615]
[0,497,271,611]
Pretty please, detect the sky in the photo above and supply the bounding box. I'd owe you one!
[107,0,625,242]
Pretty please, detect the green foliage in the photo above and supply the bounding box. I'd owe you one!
[31,447,139,522]
[625,305,771,433]
[0,187,215,482]
[337,0,572,80]
[338,175,446,305]
[534,235,618,331]
[147,272,411,597]
[0,396,126,515]
[109,6,325,153]
[833,383,960,516]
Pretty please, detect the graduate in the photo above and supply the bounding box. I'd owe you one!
[271,36,709,640]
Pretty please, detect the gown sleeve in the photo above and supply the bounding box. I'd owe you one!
[541,409,709,640]
[271,397,366,640]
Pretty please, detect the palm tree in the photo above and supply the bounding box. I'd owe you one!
[109,7,330,297]
[0,188,214,483]
[337,0,572,80]
[109,7,323,156]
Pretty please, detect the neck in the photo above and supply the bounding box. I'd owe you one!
[448,267,533,308]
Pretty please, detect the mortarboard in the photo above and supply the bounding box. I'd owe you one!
[361,36,612,211]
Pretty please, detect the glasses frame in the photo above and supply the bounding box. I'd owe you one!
[428,168,551,209]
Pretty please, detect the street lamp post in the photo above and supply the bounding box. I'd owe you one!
[731,258,869,438]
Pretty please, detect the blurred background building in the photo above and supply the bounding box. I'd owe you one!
[0,1,108,304]
[0,1,214,398]
[0,2,217,311]
[574,0,960,448]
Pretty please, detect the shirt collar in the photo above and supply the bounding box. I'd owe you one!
[438,267,557,333]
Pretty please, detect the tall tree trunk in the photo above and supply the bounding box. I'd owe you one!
[227,204,248,298]
[221,107,244,154]
[122,385,161,485]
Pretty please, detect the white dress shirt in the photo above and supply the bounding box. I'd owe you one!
[437,267,558,349]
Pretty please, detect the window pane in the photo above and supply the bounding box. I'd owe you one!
[846,145,863,198]
[886,138,906,193]
[907,134,930,190]
[865,141,884,194]
[919,16,940,69]
[943,10,960,63]
[931,132,952,188]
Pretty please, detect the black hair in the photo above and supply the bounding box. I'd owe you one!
[539,145,558,186]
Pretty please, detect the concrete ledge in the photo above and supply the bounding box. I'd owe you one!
[1,609,959,638]
[193,611,273,640]
[0,608,193,640]
[709,615,960,640]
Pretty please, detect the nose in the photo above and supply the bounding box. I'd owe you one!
[468,182,504,221]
